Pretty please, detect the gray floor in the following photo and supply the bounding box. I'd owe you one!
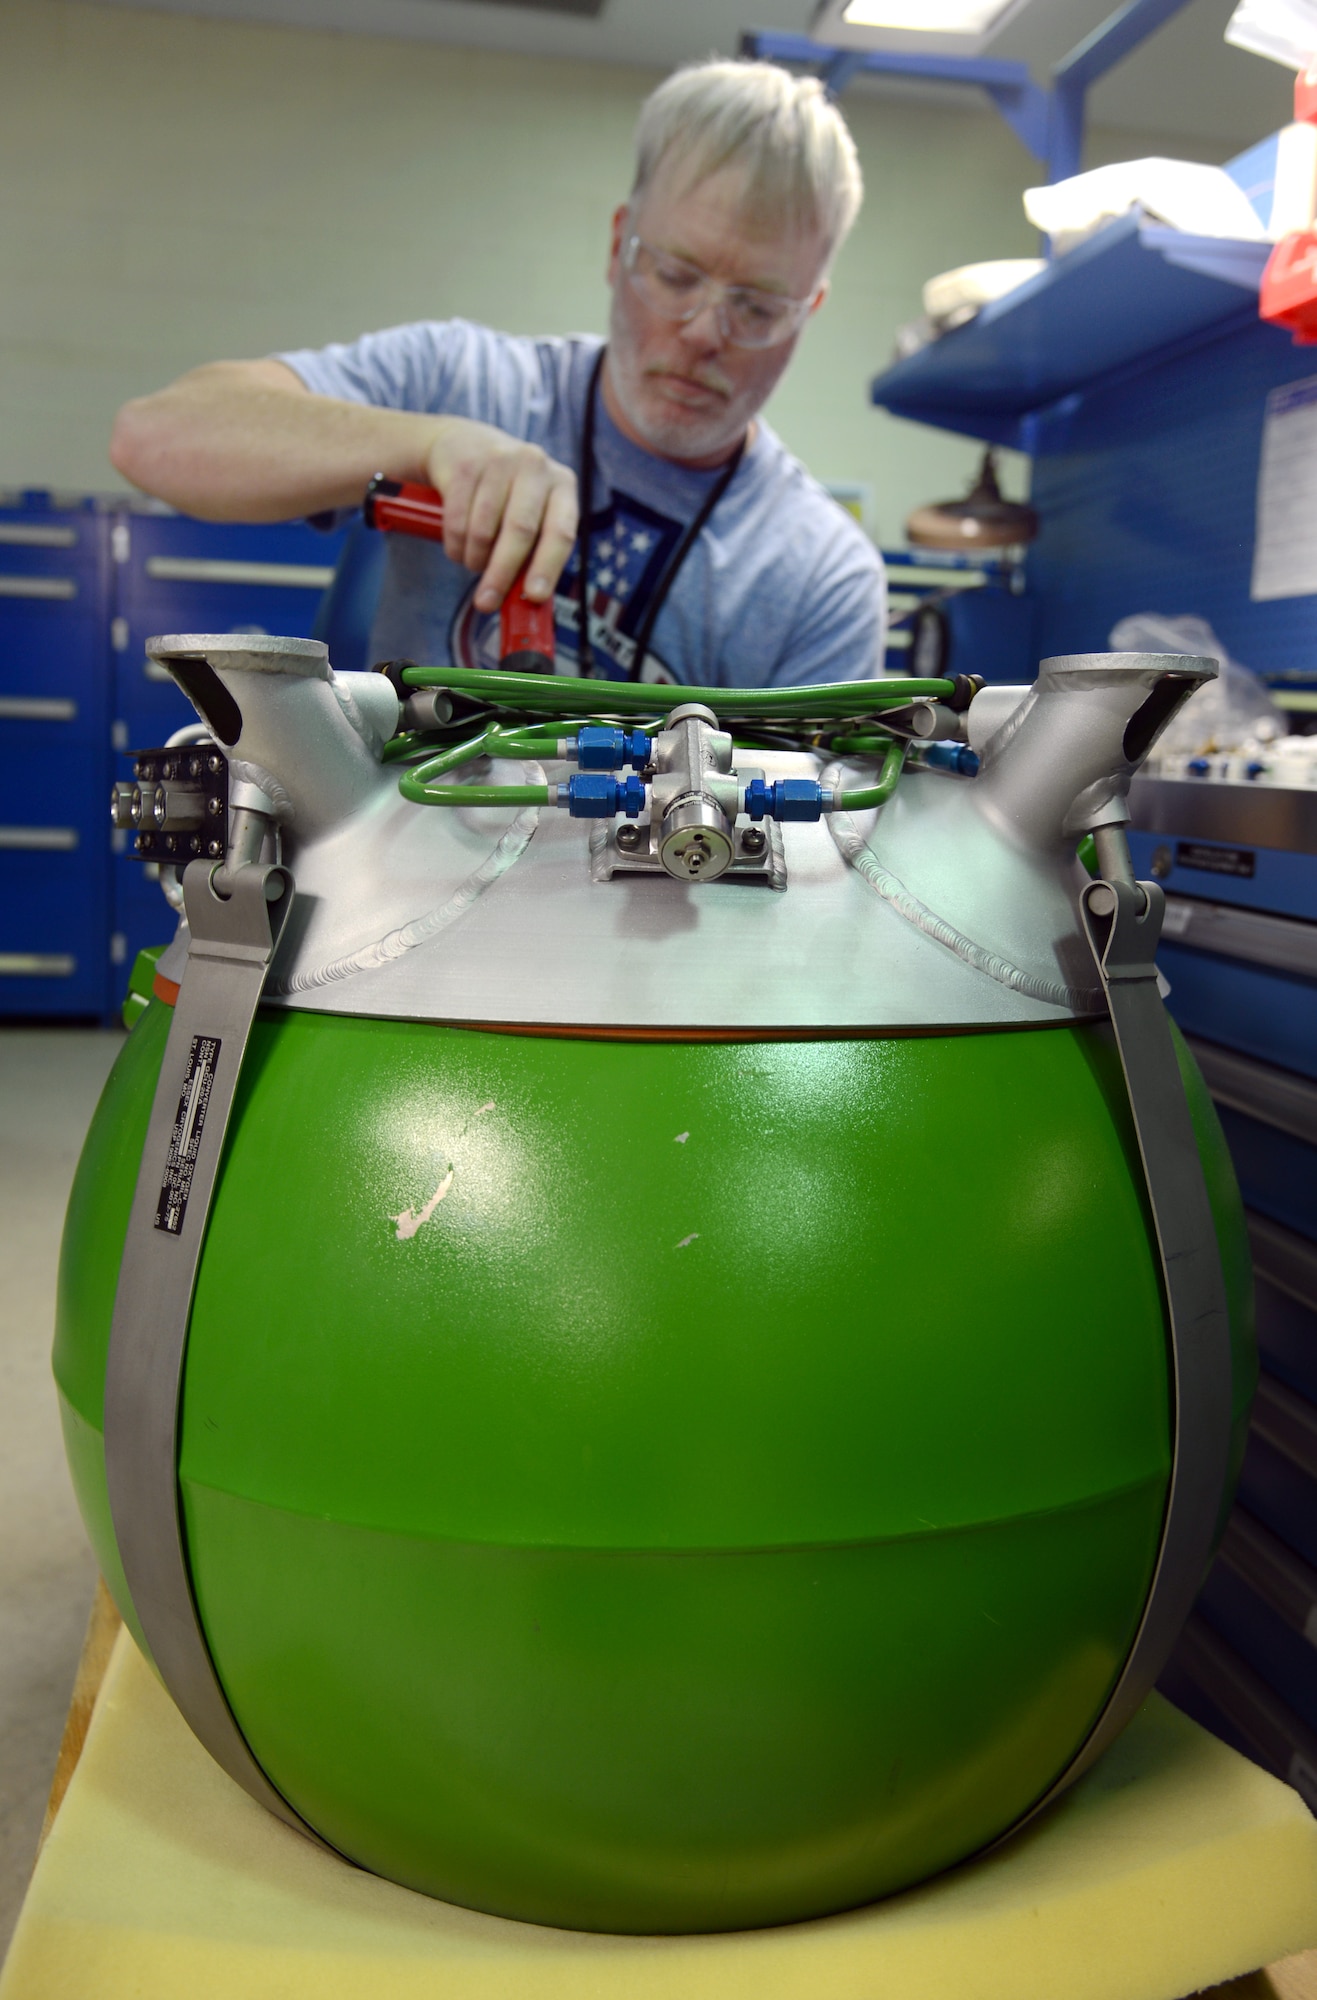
[0,1026,124,1959]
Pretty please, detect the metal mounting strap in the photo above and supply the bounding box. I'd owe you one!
[1010,873,1235,1833]
[103,858,332,1848]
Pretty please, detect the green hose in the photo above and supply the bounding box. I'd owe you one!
[397,726,552,808]
[398,663,955,721]
[832,737,905,812]
[394,697,910,816]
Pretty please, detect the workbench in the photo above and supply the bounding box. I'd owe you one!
[3,1583,1317,2000]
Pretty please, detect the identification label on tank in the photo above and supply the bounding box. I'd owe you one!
[1175,841,1255,879]
[154,1034,221,1236]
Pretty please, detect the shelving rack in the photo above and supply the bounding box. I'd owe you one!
[869,127,1317,1802]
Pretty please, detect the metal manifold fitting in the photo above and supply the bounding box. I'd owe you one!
[111,746,230,865]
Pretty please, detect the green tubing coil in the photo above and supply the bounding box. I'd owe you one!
[398,662,956,720]
[831,736,905,812]
[395,711,911,816]
[397,726,555,808]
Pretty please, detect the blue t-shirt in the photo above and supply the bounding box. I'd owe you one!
[277,321,885,687]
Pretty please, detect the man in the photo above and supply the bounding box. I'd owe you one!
[110,59,883,687]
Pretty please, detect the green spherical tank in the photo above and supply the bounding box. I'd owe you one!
[56,640,1254,1933]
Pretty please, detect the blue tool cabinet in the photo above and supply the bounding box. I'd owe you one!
[0,494,113,1019]
[871,135,1317,1806]
[0,495,347,1017]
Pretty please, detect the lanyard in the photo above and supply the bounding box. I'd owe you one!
[575,346,746,682]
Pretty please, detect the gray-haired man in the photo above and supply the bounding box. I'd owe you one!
[110,59,884,687]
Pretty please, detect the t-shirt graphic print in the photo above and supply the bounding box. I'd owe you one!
[449,492,683,683]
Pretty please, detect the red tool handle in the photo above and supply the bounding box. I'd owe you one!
[364,475,556,672]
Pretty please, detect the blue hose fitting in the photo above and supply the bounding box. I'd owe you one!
[559,772,646,817]
[920,741,980,777]
[743,776,826,822]
[573,726,652,771]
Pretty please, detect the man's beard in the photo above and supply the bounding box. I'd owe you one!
[605,323,750,464]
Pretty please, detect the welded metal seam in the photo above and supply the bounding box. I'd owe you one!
[273,767,544,994]
[824,776,1101,1012]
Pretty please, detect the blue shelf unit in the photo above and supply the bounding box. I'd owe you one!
[870,130,1317,1795]
[869,211,1271,453]
[868,134,1279,456]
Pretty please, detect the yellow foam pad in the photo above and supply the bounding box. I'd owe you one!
[4,1627,1317,2000]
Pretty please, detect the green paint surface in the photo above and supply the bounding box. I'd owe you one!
[54,1002,1253,1931]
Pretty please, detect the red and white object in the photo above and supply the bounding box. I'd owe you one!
[363,474,558,672]
[1259,59,1317,337]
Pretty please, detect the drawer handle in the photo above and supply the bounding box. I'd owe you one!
[0,525,77,548]
[0,575,77,600]
[144,557,334,589]
[0,952,75,976]
[0,826,78,851]
[0,696,77,722]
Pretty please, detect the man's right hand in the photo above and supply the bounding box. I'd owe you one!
[425,417,578,613]
[109,359,580,612]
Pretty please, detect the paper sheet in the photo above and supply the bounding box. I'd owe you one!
[1252,374,1317,601]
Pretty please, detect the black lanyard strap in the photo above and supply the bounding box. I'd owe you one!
[575,346,745,683]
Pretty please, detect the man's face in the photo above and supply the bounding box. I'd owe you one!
[604,159,829,468]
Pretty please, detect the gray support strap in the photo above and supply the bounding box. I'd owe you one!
[1006,874,1236,1835]
[103,858,332,1848]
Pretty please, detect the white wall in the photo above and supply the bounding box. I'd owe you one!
[0,1,1240,544]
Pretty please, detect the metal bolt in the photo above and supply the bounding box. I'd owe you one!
[207,840,223,857]
[189,835,201,853]
[188,756,202,777]
[741,827,767,856]
[1151,844,1173,880]
[1086,884,1117,918]
[615,823,644,853]
[207,754,222,774]
[161,759,174,780]
[164,835,177,852]
[208,797,223,815]
[674,834,713,874]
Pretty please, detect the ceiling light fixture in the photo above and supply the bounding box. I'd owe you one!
[811,0,1034,58]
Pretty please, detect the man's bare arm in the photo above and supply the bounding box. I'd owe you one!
[109,359,578,608]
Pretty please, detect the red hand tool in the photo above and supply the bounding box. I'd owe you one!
[363,474,558,673]
[1260,67,1317,344]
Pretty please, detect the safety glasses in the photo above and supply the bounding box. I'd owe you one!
[621,235,817,349]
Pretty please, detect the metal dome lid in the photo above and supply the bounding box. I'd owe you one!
[139,639,1216,1034]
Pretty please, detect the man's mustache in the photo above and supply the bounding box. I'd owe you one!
[644,365,734,399]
